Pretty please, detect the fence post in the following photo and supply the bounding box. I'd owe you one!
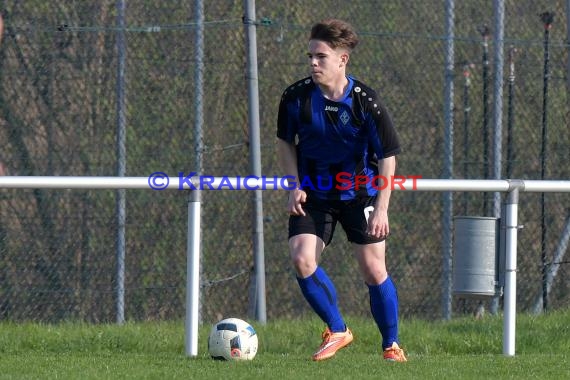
[442,0,455,320]
[185,190,201,357]
[503,182,521,356]
[491,0,506,315]
[115,0,127,326]
[243,0,267,324]
[185,0,205,357]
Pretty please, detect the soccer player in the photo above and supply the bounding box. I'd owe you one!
[276,18,407,362]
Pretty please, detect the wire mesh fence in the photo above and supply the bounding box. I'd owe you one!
[0,0,569,324]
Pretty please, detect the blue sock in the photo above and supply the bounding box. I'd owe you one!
[368,276,399,349]
[297,267,346,332]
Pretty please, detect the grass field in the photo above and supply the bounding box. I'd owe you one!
[0,309,569,379]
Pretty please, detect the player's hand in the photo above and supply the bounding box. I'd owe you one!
[287,188,307,216]
[366,208,389,239]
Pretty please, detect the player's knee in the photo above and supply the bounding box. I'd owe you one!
[359,261,388,284]
[364,268,388,285]
[290,252,317,277]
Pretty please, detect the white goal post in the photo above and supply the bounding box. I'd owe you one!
[1,176,569,357]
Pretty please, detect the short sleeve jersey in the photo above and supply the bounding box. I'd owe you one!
[277,76,401,200]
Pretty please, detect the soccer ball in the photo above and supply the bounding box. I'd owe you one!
[208,317,258,360]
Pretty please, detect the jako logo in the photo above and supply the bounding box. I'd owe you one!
[325,105,338,112]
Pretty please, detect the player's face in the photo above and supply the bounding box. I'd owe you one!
[307,39,348,86]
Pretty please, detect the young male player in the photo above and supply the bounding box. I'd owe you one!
[276,18,407,362]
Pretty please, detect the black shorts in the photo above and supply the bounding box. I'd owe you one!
[288,195,387,246]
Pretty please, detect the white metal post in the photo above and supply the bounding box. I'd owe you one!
[185,191,201,357]
[243,0,267,323]
[503,185,519,356]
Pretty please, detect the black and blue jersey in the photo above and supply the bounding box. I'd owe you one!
[277,76,401,200]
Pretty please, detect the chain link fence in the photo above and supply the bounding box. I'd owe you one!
[0,0,569,324]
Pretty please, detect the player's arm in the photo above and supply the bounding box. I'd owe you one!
[363,88,400,238]
[375,156,396,211]
[277,138,306,216]
[277,87,308,216]
[366,155,396,238]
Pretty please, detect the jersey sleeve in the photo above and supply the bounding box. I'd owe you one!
[276,90,297,143]
[351,80,401,160]
[370,100,401,158]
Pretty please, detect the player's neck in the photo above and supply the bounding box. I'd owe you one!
[319,76,349,102]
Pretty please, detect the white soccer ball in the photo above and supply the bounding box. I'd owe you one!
[208,317,258,360]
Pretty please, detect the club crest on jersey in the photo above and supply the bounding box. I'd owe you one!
[325,105,338,112]
[340,110,350,125]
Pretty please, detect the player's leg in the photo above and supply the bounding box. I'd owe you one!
[341,198,406,361]
[290,233,345,332]
[354,241,406,361]
[354,242,397,344]
[288,201,352,360]
[291,234,353,361]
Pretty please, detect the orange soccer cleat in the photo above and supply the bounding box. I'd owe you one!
[312,327,354,361]
[383,342,407,362]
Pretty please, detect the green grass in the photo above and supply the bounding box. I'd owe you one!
[1,310,569,379]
